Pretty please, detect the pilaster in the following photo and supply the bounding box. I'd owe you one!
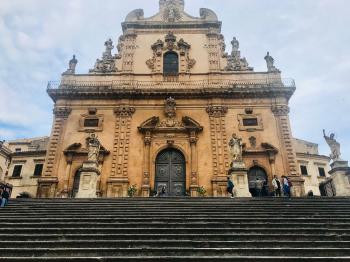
[38,107,71,198]
[272,104,304,196]
[206,105,230,197]
[107,105,135,197]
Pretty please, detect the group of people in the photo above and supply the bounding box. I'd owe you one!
[0,186,10,207]
[227,175,293,198]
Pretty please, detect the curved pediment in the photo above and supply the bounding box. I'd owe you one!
[124,0,218,23]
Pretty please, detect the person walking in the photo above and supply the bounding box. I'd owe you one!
[282,176,291,197]
[272,175,282,197]
[1,187,10,207]
[255,178,264,197]
[227,177,234,198]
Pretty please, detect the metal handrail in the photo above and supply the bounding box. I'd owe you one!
[47,78,295,90]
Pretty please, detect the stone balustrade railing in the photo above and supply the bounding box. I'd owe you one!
[47,78,295,90]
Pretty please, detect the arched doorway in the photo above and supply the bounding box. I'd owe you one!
[248,166,268,197]
[163,51,179,76]
[155,148,186,196]
[71,168,82,198]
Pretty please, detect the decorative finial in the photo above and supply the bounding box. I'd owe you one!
[63,55,78,75]
[264,51,280,72]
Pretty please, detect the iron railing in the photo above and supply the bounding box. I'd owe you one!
[47,78,295,90]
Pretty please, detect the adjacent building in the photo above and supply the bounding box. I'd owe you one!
[0,141,11,182]
[294,138,330,195]
[3,137,49,198]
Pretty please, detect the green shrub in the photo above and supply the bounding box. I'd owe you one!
[127,184,137,197]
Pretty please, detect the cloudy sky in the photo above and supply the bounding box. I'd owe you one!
[0,0,349,160]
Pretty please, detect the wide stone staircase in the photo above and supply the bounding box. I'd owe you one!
[1,197,350,261]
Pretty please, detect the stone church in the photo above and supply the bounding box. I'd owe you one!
[38,0,305,198]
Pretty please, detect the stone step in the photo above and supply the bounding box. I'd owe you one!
[0,257,350,262]
[3,222,349,229]
[2,217,350,223]
[1,227,349,235]
[2,240,349,249]
[1,247,350,257]
[2,233,349,241]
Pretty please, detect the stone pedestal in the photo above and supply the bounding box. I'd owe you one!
[76,161,100,198]
[228,162,251,197]
[329,161,350,196]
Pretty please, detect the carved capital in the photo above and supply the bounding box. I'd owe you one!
[271,105,290,116]
[189,137,198,145]
[206,105,228,117]
[53,107,71,119]
[114,106,136,117]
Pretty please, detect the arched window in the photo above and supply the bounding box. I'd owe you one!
[163,52,179,76]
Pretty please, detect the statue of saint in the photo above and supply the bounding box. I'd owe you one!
[64,55,78,74]
[103,38,114,59]
[229,133,243,163]
[264,52,279,72]
[87,133,101,162]
[231,37,239,52]
[323,129,341,161]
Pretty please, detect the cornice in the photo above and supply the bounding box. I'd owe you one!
[48,85,295,102]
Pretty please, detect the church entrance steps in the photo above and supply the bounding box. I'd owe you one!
[1,198,350,260]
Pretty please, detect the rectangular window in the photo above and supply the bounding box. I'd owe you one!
[15,148,21,152]
[300,165,308,176]
[33,164,44,177]
[243,118,258,126]
[318,167,326,177]
[84,118,99,127]
[12,165,22,177]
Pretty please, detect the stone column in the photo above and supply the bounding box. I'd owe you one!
[206,105,230,197]
[141,132,152,197]
[189,132,199,197]
[107,105,135,197]
[272,105,304,196]
[38,107,71,198]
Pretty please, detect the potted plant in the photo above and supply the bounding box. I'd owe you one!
[127,184,137,198]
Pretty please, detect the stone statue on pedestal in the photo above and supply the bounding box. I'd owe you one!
[229,133,243,164]
[63,55,78,74]
[323,129,341,161]
[264,52,280,72]
[227,133,251,197]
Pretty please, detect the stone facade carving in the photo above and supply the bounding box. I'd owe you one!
[160,0,184,22]
[63,55,78,75]
[225,37,253,71]
[146,32,196,73]
[121,33,137,72]
[206,105,228,117]
[264,52,280,72]
[89,39,119,74]
[323,129,342,161]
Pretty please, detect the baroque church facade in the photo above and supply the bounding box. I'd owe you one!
[38,0,305,198]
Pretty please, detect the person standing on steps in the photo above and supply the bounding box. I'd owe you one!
[227,177,234,198]
[282,176,291,197]
[1,187,10,207]
[272,175,282,197]
[255,178,264,197]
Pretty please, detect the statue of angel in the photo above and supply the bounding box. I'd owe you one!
[323,129,341,161]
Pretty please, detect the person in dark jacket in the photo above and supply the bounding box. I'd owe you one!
[227,177,234,198]
[1,188,10,207]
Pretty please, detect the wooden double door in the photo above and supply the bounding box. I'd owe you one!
[155,149,186,196]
